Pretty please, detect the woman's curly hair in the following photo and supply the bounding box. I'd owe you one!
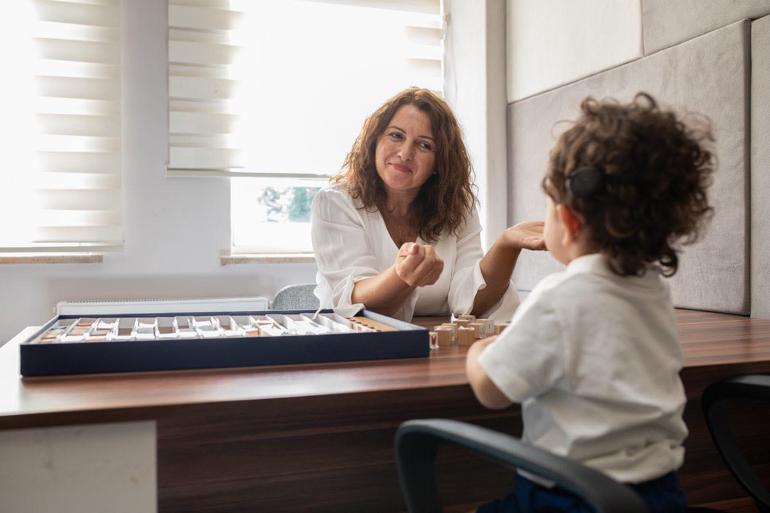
[542,92,715,277]
[331,88,476,243]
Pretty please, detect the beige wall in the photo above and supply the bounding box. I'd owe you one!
[506,0,642,102]
[506,0,770,317]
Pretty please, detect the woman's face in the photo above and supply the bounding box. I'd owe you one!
[374,104,436,197]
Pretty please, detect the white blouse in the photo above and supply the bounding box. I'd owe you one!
[310,184,519,321]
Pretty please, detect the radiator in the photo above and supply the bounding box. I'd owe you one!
[56,297,269,316]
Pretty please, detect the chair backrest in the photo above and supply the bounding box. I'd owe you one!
[702,374,770,513]
[271,283,320,311]
[395,419,648,513]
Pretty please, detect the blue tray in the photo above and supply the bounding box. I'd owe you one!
[20,309,429,377]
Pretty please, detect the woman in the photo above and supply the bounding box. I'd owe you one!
[311,88,544,321]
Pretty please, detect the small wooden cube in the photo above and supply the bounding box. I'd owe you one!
[434,326,454,346]
[469,321,486,338]
[456,326,476,346]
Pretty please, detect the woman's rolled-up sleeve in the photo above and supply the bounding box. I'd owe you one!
[311,189,379,315]
[447,210,520,321]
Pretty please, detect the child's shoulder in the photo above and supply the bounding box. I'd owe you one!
[512,268,593,324]
[527,265,604,303]
[526,255,667,313]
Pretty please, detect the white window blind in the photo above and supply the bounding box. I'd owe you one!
[167,0,444,178]
[0,0,123,253]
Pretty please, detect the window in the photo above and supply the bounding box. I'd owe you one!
[0,0,122,254]
[167,0,443,254]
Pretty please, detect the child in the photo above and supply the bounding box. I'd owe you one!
[466,92,714,513]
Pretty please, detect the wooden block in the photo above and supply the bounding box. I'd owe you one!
[429,331,438,349]
[457,326,475,346]
[458,314,476,322]
[476,318,493,337]
[469,321,486,338]
[350,317,396,332]
[494,323,509,335]
[434,326,454,346]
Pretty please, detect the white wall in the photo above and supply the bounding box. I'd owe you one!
[0,422,156,513]
[0,0,503,344]
[444,0,508,248]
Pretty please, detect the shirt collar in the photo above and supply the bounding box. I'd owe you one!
[565,253,610,275]
[565,253,661,283]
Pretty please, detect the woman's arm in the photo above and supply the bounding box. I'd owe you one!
[350,267,413,317]
[312,190,445,317]
[472,221,545,315]
[352,242,444,316]
[466,336,512,409]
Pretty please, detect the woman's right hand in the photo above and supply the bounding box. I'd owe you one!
[501,221,546,251]
[394,242,444,288]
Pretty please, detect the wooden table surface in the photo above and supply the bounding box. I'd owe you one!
[1,309,769,512]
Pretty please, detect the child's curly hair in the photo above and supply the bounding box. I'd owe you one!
[542,92,715,277]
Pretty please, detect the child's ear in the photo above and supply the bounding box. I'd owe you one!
[556,204,582,245]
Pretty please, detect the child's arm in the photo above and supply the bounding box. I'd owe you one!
[466,336,513,409]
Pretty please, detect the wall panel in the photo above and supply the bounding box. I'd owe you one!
[752,15,770,318]
[642,0,770,53]
[509,21,750,313]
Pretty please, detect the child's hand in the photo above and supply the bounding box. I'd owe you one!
[394,242,444,288]
[502,221,545,251]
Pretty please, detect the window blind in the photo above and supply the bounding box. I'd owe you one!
[0,0,123,252]
[167,0,443,178]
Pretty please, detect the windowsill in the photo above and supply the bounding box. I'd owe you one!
[0,253,104,264]
[221,252,316,265]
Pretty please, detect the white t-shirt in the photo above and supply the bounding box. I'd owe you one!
[310,184,519,321]
[479,253,688,483]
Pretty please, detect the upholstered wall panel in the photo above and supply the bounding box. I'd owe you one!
[752,15,770,318]
[642,0,770,54]
[506,0,642,102]
[509,21,749,314]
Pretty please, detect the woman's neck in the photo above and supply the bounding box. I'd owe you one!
[382,190,418,217]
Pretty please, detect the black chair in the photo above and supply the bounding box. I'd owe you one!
[702,374,770,513]
[270,283,320,310]
[395,419,649,513]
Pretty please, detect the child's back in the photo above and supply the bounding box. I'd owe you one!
[486,254,686,482]
[466,92,714,513]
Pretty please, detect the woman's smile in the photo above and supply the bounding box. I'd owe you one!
[389,162,412,173]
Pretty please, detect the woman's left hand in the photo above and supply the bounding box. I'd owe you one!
[501,221,546,251]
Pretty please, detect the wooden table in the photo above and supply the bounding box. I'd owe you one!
[1,310,769,512]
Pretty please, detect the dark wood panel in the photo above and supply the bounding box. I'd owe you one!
[157,390,519,513]
[152,382,769,512]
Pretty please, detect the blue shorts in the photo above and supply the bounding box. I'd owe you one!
[476,472,687,513]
